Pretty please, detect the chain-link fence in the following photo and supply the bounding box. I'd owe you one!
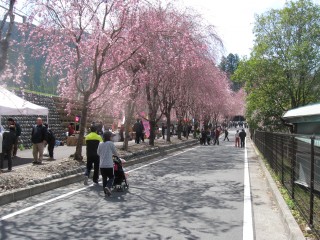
[253,131,320,239]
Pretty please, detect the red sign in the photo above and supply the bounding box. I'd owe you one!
[75,116,80,122]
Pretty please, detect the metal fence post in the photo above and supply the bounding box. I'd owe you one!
[275,134,278,175]
[281,136,284,185]
[291,136,296,199]
[309,136,315,227]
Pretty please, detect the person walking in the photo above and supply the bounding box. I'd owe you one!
[200,128,206,145]
[210,128,215,145]
[213,127,220,145]
[68,123,75,136]
[44,123,56,160]
[1,125,16,171]
[235,130,240,147]
[133,119,143,144]
[223,128,229,141]
[31,118,47,164]
[140,120,145,143]
[239,129,247,148]
[97,131,119,196]
[84,126,103,185]
[7,118,21,157]
[161,123,166,140]
[206,129,211,145]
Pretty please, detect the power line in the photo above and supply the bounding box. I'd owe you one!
[0,3,26,22]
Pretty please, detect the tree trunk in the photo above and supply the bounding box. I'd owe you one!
[74,93,89,161]
[0,0,15,73]
[149,120,156,146]
[177,119,182,140]
[166,112,171,142]
[123,100,135,151]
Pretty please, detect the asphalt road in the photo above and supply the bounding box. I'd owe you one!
[0,138,248,240]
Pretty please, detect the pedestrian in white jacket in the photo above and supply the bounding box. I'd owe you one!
[97,131,119,196]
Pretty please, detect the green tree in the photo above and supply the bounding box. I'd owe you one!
[233,0,320,130]
[219,53,241,91]
[219,53,240,75]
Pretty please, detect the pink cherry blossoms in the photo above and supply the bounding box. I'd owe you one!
[18,0,244,158]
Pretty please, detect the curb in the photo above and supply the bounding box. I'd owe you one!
[249,140,305,240]
[0,140,198,207]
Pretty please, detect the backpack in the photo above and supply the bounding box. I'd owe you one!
[47,129,56,143]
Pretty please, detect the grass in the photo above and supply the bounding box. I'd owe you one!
[18,144,25,151]
[6,87,58,97]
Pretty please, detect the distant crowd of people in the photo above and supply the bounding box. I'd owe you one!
[199,127,247,148]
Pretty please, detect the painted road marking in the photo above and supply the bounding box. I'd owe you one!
[243,139,254,240]
[0,146,198,221]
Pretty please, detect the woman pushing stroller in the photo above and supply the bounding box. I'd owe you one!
[97,131,119,197]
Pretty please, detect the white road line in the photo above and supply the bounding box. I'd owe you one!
[0,146,198,221]
[243,139,254,240]
[127,146,198,173]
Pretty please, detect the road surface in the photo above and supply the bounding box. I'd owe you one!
[0,132,290,239]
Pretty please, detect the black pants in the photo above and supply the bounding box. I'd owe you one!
[86,155,99,183]
[214,137,219,145]
[1,147,12,171]
[48,142,54,158]
[100,168,114,189]
[135,132,141,144]
[13,137,19,156]
[240,138,245,148]
[224,135,229,141]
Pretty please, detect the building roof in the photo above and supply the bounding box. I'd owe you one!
[283,103,320,122]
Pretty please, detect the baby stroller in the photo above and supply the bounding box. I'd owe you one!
[112,156,129,191]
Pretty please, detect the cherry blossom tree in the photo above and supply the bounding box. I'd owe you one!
[130,3,224,145]
[25,0,142,159]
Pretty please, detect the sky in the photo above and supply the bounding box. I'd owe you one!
[6,0,320,59]
[181,0,319,58]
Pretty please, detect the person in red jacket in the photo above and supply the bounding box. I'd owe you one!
[68,123,75,136]
[213,127,220,145]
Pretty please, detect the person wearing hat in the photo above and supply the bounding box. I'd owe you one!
[97,131,119,196]
[84,126,103,185]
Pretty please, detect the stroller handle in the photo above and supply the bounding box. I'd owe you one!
[112,155,122,163]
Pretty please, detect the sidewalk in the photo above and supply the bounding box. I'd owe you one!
[1,136,188,170]
[2,140,137,169]
[247,137,305,240]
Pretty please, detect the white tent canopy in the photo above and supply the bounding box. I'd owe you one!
[0,86,48,117]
